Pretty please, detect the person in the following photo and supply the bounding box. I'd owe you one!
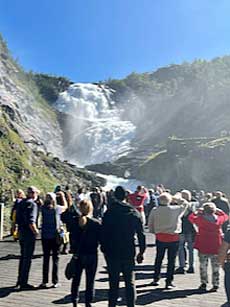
[101,186,146,307]
[176,190,196,274]
[128,185,148,225]
[90,187,103,219]
[65,185,73,208]
[212,191,230,233]
[66,199,101,307]
[56,190,69,254]
[218,228,230,307]
[75,187,87,204]
[144,189,157,225]
[148,192,188,289]
[16,186,39,290]
[40,192,67,288]
[11,189,25,241]
[189,202,228,291]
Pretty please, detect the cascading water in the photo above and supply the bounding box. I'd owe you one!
[54,83,136,166]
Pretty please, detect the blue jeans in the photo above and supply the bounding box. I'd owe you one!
[17,234,36,286]
[154,240,179,283]
[178,233,194,268]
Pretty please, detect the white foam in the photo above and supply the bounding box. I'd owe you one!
[55,83,136,165]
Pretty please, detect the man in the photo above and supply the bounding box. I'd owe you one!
[148,192,188,289]
[212,191,230,232]
[176,190,197,274]
[128,186,148,225]
[16,186,39,290]
[90,187,103,219]
[101,186,146,307]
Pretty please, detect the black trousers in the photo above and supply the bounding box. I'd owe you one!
[71,254,98,304]
[106,257,136,307]
[224,262,230,303]
[154,240,179,283]
[18,235,36,286]
[42,238,60,284]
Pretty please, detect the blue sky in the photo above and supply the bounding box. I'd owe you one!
[0,0,230,82]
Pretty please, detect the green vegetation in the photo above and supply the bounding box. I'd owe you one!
[30,73,71,104]
[0,114,57,198]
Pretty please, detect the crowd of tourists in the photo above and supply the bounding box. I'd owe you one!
[10,183,230,307]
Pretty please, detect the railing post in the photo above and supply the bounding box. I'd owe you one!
[0,203,4,240]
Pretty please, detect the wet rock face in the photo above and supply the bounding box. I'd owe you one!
[0,55,63,158]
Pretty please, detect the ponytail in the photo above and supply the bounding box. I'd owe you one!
[78,199,93,227]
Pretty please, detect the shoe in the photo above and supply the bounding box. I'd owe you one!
[39,283,48,289]
[165,282,175,289]
[198,283,207,291]
[19,284,36,291]
[210,286,218,292]
[175,267,185,274]
[151,279,159,286]
[187,267,195,273]
[52,283,60,288]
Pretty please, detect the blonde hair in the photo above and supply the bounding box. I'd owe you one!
[16,189,25,199]
[78,199,93,227]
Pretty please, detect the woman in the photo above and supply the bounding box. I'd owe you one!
[67,199,101,307]
[11,189,25,241]
[56,190,69,254]
[40,192,67,288]
[189,202,228,291]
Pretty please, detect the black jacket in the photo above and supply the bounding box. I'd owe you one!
[101,200,146,260]
[62,211,101,255]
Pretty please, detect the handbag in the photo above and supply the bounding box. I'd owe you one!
[64,225,87,280]
[65,255,78,280]
[55,209,68,245]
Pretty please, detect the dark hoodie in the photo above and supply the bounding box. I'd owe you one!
[101,199,146,260]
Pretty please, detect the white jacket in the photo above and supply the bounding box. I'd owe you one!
[148,201,188,234]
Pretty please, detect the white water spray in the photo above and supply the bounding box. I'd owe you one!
[55,83,136,165]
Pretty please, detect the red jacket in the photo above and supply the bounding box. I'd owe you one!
[128,191,148,212]
[189,210,228,254]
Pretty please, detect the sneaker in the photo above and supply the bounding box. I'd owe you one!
[39,283,48,289]
[198,283,207,291]
[210,286,219,292]
[52,283,60,288]
[165,282,176,289]
[19,284,36,291]
[175,267,185,274]
[187,267,195,274]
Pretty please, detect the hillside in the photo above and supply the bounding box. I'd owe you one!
[0,34,105,206]
[107,58,230,145]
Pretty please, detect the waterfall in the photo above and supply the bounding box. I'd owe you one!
[54,83,136,165]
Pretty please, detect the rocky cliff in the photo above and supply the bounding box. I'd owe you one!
[0,34,105,204]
